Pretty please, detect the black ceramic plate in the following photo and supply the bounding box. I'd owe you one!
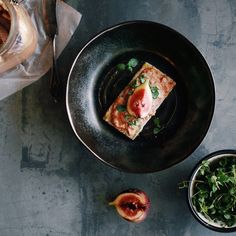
[66,21,215,173]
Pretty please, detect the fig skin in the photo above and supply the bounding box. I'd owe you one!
[127,79,153,118]
[109,189,150,223]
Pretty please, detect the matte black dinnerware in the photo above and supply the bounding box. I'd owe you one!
[66,21,215,173]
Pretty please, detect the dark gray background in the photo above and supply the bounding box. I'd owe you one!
[0,0,236,235]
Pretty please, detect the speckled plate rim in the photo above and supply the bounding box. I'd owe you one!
[66,20,215,173]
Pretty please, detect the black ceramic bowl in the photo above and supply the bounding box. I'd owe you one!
[188,150,236,232]
[66,21,215,173]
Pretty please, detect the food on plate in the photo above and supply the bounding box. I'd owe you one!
[109,189,150,223]
[127,78,153,118]
[103,62,176,139]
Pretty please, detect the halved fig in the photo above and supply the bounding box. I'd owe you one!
[109,189,150,223]
[127,79,153,118]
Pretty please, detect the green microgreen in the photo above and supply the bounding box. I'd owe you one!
[128,90,134,95]
[153,117,162,134]
[153,127,161,134]
[127,66,133,72]
[124,114,131,120]
[153,117,161,128]
[140,74,146,84]
[127,58,139,68]
[116,63,126,71]
[180,157,236,227]
[178,181,189,189]
[116,58,139,73]
[116,104,126,112]
[150,86,159,99]
[129,79,139,89]
[128,120,137,126]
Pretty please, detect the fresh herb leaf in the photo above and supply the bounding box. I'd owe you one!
[153,127,161,134]
[116,58,139,73]
[140,78,146,84]
[127,58,139,68]
[140,74,145,79]
[128,90,133,95]
[127,66,133,72]
[219,158,227,167]
[140,74,146,84]
[153,117,161,128]
[125,114,132,120]
[153,117,162,135]
[189,157,236,227]
[116,104,126,112]
[116,63,126,71]
[128,120,137,126]
[178,181,189,189]
[150,86,159,99]
[199,160,210,175]
[129,79,138,89]
[224,214,231,220]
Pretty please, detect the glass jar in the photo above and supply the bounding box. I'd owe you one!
[0,0,37,74]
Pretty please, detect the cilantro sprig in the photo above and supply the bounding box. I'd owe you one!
[185,157,236,227]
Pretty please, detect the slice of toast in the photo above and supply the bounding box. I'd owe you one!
[103,62,176,140]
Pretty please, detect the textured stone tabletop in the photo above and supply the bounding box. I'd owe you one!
[0,0,236,235]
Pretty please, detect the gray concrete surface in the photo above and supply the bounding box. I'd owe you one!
[0,0,236,235]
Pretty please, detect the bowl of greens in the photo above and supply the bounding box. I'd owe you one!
[188,150,236,232]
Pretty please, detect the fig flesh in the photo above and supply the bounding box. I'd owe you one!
[109,189,150,223]
[127,79,152,118]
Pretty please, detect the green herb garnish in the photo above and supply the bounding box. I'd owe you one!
[127,67,133,72]
[140,74,146,84]
[116,104,126,112]
[182,157,236,227]
[150,86,159,99]
[178,181,189,189]
[128,90,134,95]
[116,63,126,71]
[127,58,139,68]
[129,79,138,89]
[153,127,161,135]
[128,120,137,126]
[116,58,139,73]
[125,114,132,120]
[153,117,161,128]
[153,117,162,134]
